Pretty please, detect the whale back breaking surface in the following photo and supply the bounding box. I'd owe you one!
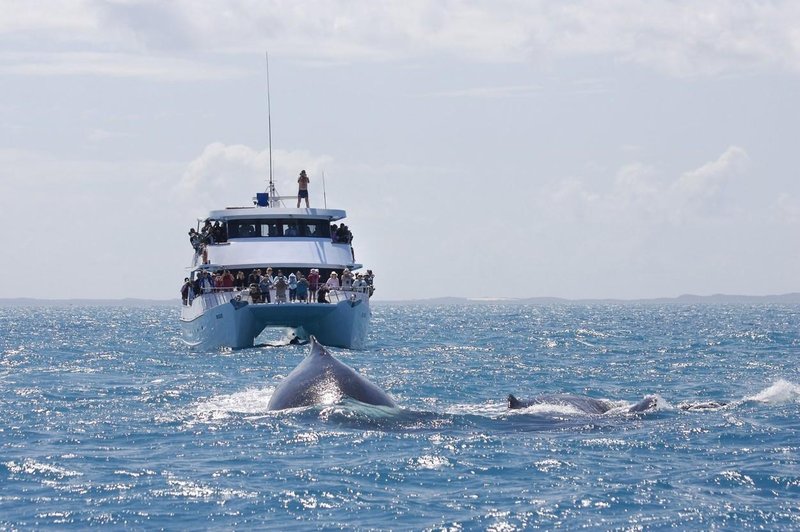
[268,337,396,411]
[508,393,659,414]
[508,393,611,414]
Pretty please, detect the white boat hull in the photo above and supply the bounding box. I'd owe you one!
[180,291,370,350]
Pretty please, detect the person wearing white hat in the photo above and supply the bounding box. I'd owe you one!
[326,271,340,289]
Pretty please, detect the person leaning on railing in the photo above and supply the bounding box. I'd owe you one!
[259,273,272,303]
[288,272,298,302]
[352,273,367,293]
[273,271,288,303]
[198,270,213,294]
[220,270,234,291]
[317,284,330,303]
[366,269,375,296]
[234,271,246,290]
[296,274,309,302]
[307,269,320,296]
[249,282,262,303]
[189,228,202,253]
[181,277,192,305]
[340,268,353,290]
[325,271,340,289]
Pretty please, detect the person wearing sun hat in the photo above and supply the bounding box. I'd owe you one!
[326,271,340,289]
[352,273,368,293]
[341,268,353,290]
[288,271,298,302]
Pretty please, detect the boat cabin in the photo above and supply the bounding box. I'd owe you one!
[193,207,360,273]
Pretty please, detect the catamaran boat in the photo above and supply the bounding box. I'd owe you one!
[179,193,371,350]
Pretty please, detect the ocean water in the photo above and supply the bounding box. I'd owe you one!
[1,304,799,529]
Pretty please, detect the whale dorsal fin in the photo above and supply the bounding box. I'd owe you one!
[309,336,331,357]
[508,394,522,409]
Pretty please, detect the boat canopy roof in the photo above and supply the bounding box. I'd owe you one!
[207,207,347,222]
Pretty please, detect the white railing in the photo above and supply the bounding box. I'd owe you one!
[183,286,370,309]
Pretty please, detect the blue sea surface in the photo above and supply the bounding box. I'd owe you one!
[1,304,799,529]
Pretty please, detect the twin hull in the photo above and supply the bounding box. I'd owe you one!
[180,292,370,350]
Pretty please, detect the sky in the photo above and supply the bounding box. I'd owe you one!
[1,0,799,301]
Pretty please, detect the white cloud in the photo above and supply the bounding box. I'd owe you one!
[0,52,249,81]
[613,163,660,209]
[522,145,798,298]
[540,145,750,225]
[672,146,749,207]
[771,193,800,224]
[176,142,333,213]
[2,1,800,79]
[525,1,800,76]
[0,0,95,34]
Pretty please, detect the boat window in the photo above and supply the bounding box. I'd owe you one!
[227,218,332,239]
[228,221,258,238]
[283,222,300,237]
[303,220,330,238]
[262,222,280,237]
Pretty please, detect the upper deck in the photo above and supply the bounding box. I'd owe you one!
[191,205,360,271]
[208,207,347,222]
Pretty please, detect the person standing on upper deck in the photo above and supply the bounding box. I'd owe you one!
[297,170,310,208]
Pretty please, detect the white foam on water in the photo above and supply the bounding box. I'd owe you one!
[5,458,82,479]
[605,394,672,415]
[409,454,451,470]
[191,387,275,421]
[509,403,585,416]
[534,458,568,472]
[444,401,508,417]
[745,379,800,404]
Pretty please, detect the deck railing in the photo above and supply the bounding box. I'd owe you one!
[184,286,369,309]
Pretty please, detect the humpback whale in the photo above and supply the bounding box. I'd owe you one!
[507,393,657,414]
[268,336,396,411]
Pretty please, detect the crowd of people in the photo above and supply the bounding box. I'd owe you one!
[189,220,228,251]
[330,223,353,244]
[181,267,375,306]
[189,220,228,265]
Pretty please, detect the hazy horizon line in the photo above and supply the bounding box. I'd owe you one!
[1,292,799,307]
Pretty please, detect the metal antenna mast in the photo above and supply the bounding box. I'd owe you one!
[265,51,280,207]
[322,170,328,209]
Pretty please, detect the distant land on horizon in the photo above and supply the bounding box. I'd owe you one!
[375,293,800,306]
[1,293,800,307]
